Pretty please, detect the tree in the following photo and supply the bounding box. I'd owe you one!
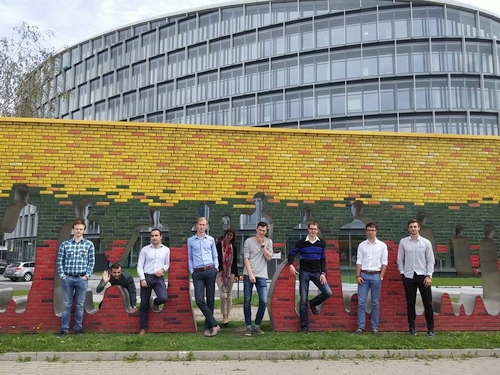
[0,22,66,118]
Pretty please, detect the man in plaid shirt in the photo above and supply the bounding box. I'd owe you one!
[56,218,95,336]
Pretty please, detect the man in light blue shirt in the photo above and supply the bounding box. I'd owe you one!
[137,228,170,335]
[187,217,219,337]
[397,219,435,337]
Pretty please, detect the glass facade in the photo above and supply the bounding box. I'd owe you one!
[41,0,500,135]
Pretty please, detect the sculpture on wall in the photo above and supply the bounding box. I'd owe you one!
[416,212,439,263]
[449,225,473,276]
[0,185,29,233]
[350,200,373,225]
[479,224,500,314]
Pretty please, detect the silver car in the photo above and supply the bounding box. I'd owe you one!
[3,261,35,281]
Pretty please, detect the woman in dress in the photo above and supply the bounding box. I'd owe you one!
[216,228,239,326]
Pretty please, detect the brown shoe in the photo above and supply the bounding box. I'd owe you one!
[254,327,265,335]
[139,329,146,335]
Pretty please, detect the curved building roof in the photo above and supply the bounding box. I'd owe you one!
[41,0,500,135]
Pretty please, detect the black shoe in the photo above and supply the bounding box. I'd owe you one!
[309,302,319,315]
[427,330,435,337]
[56,331,68,338]
[74,330,83,335]
[302,327,308,334]
[409,328,416,336]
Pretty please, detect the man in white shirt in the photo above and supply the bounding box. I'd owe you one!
[136,228,170,335]
[355,222,388,335]
[397,219,435,337]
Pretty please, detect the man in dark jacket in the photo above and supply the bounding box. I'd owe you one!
[96,262,137,313]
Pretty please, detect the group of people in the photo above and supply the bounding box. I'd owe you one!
[56,217,436,337]
[353,219,435,337]
[187,217,273,337]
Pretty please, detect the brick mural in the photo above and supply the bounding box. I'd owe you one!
[0,118,499,333]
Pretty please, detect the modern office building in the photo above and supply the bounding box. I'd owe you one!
[36,0,500,135]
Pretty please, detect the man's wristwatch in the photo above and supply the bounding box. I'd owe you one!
[260,244,265,248]
[355,275,361,278]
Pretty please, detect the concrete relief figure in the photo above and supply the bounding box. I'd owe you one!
[416,212,439,264]
[339,200,374,264]
[479,224,500,313]
[448,225,473,276]
[0,185,29,233]
[351,200,373,225]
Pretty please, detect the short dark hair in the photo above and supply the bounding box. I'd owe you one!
[150,228,162,236]
[308,221,319,229]
[365,222,377,230]
[257,221,268,228]
[110,263,121,270]
[407,219,419,226]
[72,218,86,229]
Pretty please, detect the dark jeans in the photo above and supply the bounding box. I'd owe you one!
[299,270,332,329]
[139,274,168,330]
[243,275,268,328]
[192,267,218,329]
[402,273,434,331]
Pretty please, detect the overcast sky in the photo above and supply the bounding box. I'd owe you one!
[1,0,500,52]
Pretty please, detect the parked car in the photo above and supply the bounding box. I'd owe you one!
[0,259,8,274]
[3,261,35,281]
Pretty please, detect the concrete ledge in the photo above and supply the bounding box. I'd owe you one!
[1,348,499,362]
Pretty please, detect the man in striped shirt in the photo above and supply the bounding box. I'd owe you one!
[56,218,95,337]
[288,221,332,333]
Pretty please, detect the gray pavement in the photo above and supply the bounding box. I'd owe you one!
[2,356,500,374]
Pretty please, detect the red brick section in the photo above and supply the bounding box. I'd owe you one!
[0,241,195,333]
[269,241,500,332]
[104,239,128,263]
[1,240,498,333]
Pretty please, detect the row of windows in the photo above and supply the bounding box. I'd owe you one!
[157,111,499,136]
[70,77,500,126]
[62,38,500,114]
[62,1,500,67]
[62,6,500,87]
[67,102,499,136]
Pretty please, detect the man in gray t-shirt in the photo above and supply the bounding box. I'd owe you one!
[243,221,272,336]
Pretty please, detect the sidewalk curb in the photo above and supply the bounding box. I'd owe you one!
[1,348,498,362]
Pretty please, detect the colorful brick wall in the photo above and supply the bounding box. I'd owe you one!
[0,117,499,333]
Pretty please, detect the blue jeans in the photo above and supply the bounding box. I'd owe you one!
[192,267,217,329]
[243,275,268,328]
[139,274,168,330]
[61,276,88,333]
[357,272,382,330]
[299,270,332,329]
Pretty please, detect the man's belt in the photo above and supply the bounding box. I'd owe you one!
[194,264,214,272]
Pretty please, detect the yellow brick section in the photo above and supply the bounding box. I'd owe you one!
[0,118,499,205]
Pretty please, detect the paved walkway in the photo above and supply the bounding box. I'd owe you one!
[3,357,500,374]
